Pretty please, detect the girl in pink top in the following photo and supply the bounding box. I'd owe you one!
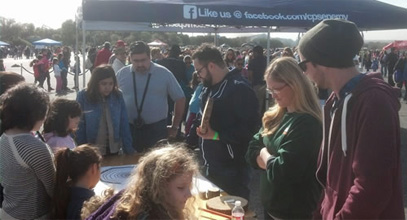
[43,99,82,153]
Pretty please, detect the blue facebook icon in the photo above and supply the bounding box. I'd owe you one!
[184,5,197,19]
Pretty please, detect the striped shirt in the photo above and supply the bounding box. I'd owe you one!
[0,133,55,219]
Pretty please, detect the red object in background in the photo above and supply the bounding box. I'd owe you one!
[383,41,407,50]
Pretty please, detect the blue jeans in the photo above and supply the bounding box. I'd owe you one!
[130,119,167,152]
[202,164,251,201]
[381,64,387,77]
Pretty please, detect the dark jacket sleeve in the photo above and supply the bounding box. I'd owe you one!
[245,128,264,169]
[266,116,322,184]
[218,85,260,145]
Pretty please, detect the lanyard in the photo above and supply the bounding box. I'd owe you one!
[132,72,152,117]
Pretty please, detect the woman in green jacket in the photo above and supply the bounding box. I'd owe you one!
[246,57,323,219]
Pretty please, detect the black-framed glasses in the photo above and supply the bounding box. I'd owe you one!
[194,64,207,76]
[298,60,310,72]
[266,84,287,96]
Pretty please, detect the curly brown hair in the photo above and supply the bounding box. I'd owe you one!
[113,144,198,219]
[0,83,49,133]
[82,144,199,219]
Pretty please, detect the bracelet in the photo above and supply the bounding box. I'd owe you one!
[213,131,219,140]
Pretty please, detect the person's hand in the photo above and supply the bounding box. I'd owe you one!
[196,125,218,140]
[256,154,267,170]
[256,147,272,170]
[167,125,178,138]
[260,147,271,159]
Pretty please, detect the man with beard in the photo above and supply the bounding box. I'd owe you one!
[116,41,185,152]
[193,44,260,200]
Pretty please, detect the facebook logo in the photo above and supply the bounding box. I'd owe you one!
[184,5,197,19]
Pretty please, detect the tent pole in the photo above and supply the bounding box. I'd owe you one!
[214,27,218,46]
[82,21,86,89]
[75,17,79,89]
[265,27,271,111]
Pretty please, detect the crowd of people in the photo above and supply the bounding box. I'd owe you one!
[0,18,405,219]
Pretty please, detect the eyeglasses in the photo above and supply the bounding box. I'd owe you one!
[298,60,310,72]
[194,64,207,77]
[266,84,287,95]
[131,58,149,63]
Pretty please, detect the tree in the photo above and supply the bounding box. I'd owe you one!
[21,23,35,40]
[60,20,76,46]
[0,18,23,43]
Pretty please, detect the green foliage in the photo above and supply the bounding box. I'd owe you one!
[363,41,390,50]
[60,20,76,46]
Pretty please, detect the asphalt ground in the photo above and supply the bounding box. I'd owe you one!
[2,57,406,219]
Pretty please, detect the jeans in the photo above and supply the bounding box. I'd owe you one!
[130,119,167,152]
[61,69,68,89]
[381,64,388,77]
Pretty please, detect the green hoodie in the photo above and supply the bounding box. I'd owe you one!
[246,112,322,219]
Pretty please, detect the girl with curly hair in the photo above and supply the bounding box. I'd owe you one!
[83,144,198,219]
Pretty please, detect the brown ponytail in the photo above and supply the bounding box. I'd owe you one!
[51,145,102,219]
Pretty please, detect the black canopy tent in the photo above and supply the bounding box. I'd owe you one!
[77,0,407,87]
[81,0,407,31]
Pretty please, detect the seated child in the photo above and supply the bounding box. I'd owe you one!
[52,145,102,219]
[82,144,198,219]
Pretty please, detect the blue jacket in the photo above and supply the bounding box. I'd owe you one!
[67,187,95,220]
[76,90,134,154]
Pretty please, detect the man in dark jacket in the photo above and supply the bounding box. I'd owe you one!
[193,44,260,200]
[386,47,399,86]
[299,19,404,219]
[157,45,188,129]
[248,45,267,114]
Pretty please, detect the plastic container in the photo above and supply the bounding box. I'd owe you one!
[231,200,245,220]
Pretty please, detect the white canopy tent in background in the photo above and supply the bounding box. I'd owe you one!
[147,40,168,47]
[0,41,10,46]
[32,38,62,46]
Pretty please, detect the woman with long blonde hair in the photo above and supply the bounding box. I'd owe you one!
[83,144,198,219]
[246,57,323,219]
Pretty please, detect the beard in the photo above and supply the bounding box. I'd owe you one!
[136,66,147,73]
[202,70,213,87]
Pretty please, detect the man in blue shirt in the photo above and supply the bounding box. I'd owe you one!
[116,41,185,152]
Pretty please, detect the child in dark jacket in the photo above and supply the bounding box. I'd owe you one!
[51,145,102,220]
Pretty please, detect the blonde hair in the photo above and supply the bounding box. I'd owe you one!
[81,188,115,219]
[113,144,198,219]
[262,57,322,136]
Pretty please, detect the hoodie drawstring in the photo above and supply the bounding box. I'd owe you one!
[340,93,353,157]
